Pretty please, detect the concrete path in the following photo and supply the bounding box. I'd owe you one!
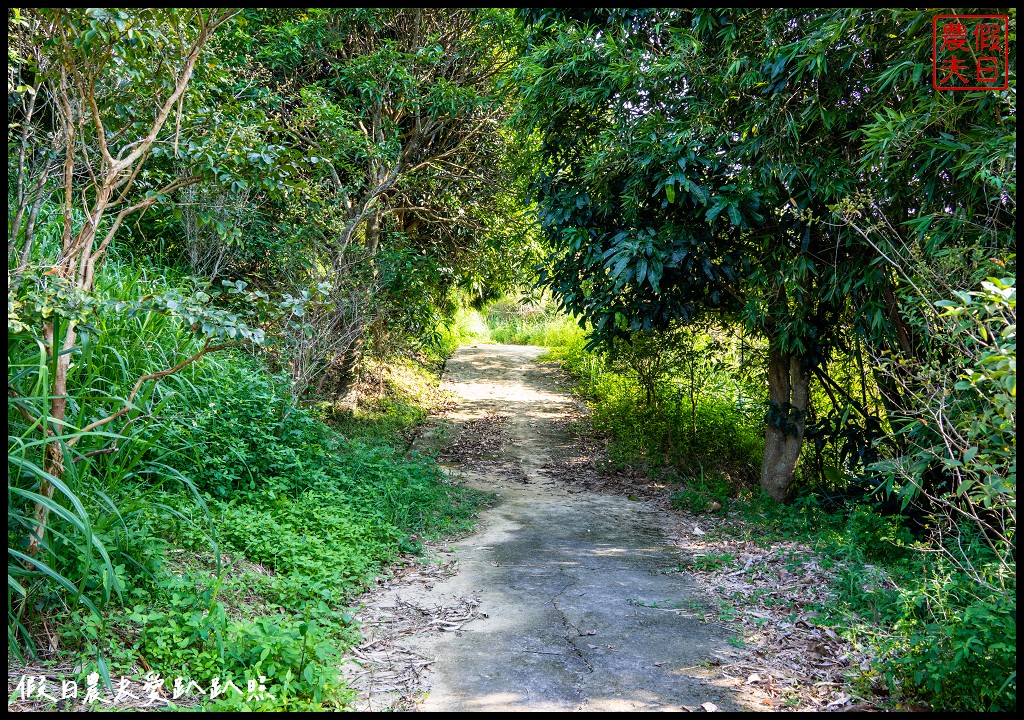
[372,345,761,711]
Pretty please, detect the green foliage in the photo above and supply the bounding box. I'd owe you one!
[562,337,763,484]
[856,278,1016,710]
[320,358,445,449]
[9,259,214,656]
[125,576,350,710]
[734,493,1015,711]
[737,494,914,563]
[671,469,733,515]
[871,278,1016,513]
[517,8,1014,353]
[484,296,585,347]
[670,490,714,515]
[515,14,1015,708]
[878,574,1015,712]
[202,8,537,392]
[434,306,493,357]
[8,250,484,707]
[516,7,1015,501]
[153,341,486,605]
[8,6,1016,713]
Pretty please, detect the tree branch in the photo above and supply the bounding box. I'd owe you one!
[69,339,234,444]
[8,386,43,430]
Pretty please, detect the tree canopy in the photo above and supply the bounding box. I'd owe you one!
[515,8,1015,498]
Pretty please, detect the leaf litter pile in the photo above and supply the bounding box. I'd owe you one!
[431,412,532,485]
[436,412,509,467]
[675,517,883,711]
[539,413,664,500]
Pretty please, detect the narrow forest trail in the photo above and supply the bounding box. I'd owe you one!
[343,344,763,712]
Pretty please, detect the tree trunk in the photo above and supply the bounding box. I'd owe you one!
[760,350,810,502]
[19,169,51,269]
[29,319,75,553]
[689,358,697,439]
[365,211,381,255]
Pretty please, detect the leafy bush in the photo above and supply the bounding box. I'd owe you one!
[116,574,353,710]
[861,279,1016,710]
[324,356,448,448]
[671,468,733,514]
[734,491,1015,711]
[869,278,1015,521]
[878,573,1015,711]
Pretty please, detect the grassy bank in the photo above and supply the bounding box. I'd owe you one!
[8,263,488,710]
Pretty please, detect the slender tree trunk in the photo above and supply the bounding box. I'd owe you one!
[760,350,810,502]
[32,195,102,549]
[689,357,697,439]
[29,320,76,552]
[21,10,232,554]
[335,335,365,404]
[19,168,51,269]
[337,209,380,400]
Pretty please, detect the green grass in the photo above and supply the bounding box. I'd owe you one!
[490,313,582,346]
[434,305,493,353]
[12,252,1010,711]
[691,552,737,572]
[8,253,488,709]
[481,295,585,347]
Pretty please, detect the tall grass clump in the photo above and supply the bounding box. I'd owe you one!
[9,251,219,659]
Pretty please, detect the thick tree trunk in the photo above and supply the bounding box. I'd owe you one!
[760,350,811,502]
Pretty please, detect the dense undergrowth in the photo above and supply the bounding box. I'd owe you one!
[8,257,487,710]
[725,495,1016,712]
[484,298,1015,712]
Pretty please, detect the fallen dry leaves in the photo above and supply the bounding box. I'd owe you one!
[339,550,485,711]
[678,516,881,712]
[436,412,510,466]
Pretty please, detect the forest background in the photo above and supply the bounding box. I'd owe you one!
[7,8,1015,711]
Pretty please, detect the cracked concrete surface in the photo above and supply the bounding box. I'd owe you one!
[403,344,762,712]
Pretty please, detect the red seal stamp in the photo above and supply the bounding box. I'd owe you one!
[932,15,1009,91]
